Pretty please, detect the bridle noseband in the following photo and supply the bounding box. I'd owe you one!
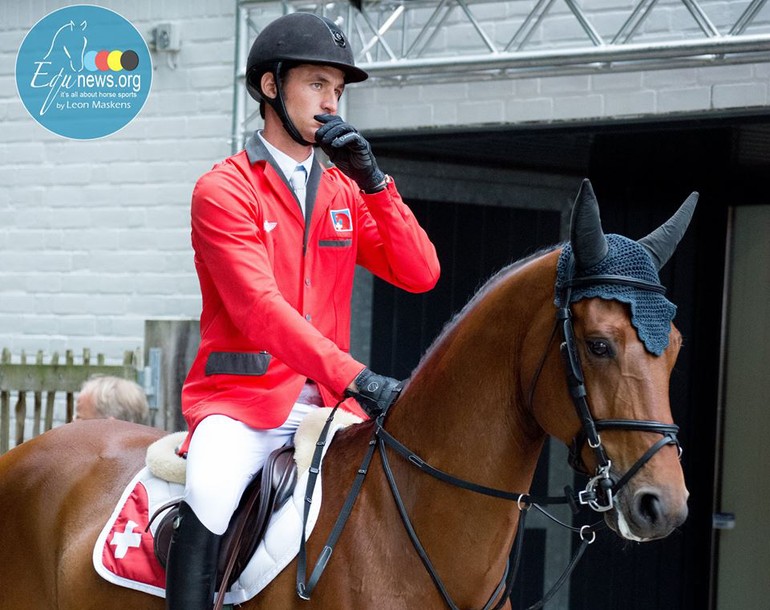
[557,273,682,512]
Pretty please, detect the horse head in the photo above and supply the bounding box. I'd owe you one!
[543,179,695,541]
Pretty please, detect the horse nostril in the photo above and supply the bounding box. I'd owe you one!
[637,492,662,526]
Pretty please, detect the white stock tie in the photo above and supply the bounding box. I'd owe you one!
[290,165,307,215]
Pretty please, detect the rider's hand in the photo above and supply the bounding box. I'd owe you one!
[345,368,402,418]
[314,114,386,194]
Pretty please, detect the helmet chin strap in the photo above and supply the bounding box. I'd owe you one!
[265,62,314,147]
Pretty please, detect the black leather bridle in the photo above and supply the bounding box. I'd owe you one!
[556,272,681,512]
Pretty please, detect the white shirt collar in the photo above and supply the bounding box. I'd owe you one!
[257,131,313,184]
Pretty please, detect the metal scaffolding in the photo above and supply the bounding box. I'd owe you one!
[232,0,770,147]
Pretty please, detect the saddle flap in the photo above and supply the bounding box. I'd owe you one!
[153,443,299,592]
[218,443,298,587]
[271,446,298,507]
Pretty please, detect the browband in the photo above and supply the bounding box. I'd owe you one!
[562,274,667,295]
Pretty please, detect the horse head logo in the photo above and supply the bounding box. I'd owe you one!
[17,4,152,139]
[32,19,88,116]
[43,20,88,72]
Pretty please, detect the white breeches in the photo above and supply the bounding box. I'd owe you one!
[184,400,318,535]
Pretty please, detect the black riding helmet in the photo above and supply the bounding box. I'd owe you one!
[246,13,368,145]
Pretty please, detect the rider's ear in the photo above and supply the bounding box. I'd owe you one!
[260,72,277,101]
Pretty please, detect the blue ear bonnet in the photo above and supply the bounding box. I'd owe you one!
[554,234,676,356]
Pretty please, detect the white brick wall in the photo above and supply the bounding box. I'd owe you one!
[1,0,769,368]
[349,55,770,131]
[351,55,770,128]
[1,0,235,362]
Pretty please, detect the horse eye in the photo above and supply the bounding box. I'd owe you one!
[586,339,612,358]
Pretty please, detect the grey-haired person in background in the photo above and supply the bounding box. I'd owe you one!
[75,376,150,425]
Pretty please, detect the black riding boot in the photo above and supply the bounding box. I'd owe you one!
[165,501,222,610]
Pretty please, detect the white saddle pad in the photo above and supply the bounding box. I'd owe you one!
[92,409,361,605]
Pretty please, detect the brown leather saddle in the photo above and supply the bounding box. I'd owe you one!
[153,443,298,595]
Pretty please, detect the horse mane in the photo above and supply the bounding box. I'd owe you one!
[410,243,561,378]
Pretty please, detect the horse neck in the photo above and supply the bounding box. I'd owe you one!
[385,253,557,493]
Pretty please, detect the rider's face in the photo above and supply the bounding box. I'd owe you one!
[263,64,345,144]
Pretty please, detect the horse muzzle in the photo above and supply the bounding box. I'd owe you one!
[607,483,689,542]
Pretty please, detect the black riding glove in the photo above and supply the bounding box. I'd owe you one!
[314,114,386,193]
[345,368,403,418]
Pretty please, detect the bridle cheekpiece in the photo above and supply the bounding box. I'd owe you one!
[557,267,682,513]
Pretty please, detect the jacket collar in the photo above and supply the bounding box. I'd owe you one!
[245,131,275,166]
[245,132,327,245]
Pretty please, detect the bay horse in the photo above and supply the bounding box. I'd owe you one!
[0,180,693,609]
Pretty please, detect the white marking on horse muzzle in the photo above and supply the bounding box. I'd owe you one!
[614,511,648,543]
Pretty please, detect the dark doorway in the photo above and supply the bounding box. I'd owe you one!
[370,201,561,379]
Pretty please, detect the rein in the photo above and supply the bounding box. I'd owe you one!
[296,405,577,610]
[296,271,682,608]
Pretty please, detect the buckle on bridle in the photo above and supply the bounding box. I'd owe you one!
[578,462,615,512]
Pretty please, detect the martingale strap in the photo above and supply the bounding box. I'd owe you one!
[378,434,512,610]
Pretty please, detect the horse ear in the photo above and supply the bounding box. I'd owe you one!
[80,20,87,31]
[638,192,698,270]
[570,178,608,270]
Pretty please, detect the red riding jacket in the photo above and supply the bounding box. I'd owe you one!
[180,136,439,449]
